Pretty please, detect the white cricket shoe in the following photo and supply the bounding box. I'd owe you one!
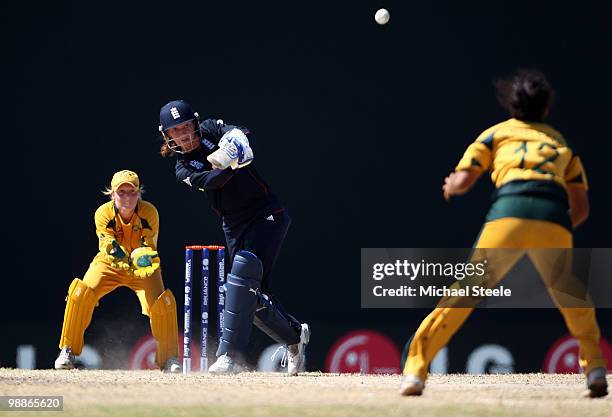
[164,357,181,374]
[287,323,310,376]
[208,353,238,374]
[399,375,425,396]
[54,346,75,370]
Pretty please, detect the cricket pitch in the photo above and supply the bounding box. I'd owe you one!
[0,370,610,417]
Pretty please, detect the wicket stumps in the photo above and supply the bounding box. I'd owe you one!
[183,245,226,374]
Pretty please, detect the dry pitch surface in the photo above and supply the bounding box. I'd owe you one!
[0,370,610,417]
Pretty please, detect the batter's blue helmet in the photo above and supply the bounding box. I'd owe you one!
[159,100,199,132]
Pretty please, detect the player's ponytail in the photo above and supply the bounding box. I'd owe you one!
[495,69,554,122]
[160,141,174,158]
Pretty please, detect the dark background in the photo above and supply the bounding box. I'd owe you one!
[1,0,610,370]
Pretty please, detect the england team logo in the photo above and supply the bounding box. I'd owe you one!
[190,160,204,170]
[170,107,180,119]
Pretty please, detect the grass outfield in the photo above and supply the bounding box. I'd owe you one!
[0,370,610,417]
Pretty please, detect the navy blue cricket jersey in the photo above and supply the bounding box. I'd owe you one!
[175,119,282,224]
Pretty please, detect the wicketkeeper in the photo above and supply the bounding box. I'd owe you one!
[55,170,181,372]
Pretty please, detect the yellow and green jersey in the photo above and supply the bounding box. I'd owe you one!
[455,118,588,229]
[93,200,159,263]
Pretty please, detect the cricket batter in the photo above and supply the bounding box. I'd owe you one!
[400,70,608,397]
[54,170,181,373]
[158,100,310,374]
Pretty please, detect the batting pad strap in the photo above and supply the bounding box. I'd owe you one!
[253,294,301,346]
[58,278,97,355]
[150,289,179,369]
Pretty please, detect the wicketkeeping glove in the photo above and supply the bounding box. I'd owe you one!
[104,240,131,271]
[130,247,160,278]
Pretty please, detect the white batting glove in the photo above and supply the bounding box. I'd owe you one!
[206,128,254,170]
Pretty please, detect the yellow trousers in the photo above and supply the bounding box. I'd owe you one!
[58,260,179,369]
[404,218,606,379]
[82,261,165,316]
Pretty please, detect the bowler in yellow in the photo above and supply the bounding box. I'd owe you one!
[400,70,608,398]
[54,170,180,373]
